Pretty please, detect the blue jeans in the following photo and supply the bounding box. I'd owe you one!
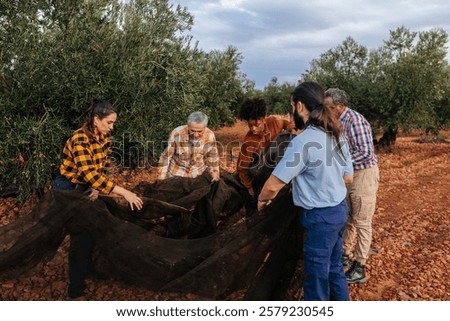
[52,174,88,191]
[301,200,350,301]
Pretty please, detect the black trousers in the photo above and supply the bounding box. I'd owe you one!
[67,230,93,297]
[52,174,93,298]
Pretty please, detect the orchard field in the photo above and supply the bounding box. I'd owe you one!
[1,121,449,301]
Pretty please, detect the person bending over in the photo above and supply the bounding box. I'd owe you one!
[236,97,294,209]
[52,99,143,299]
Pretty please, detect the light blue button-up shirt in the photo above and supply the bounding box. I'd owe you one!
[272,126,353,210]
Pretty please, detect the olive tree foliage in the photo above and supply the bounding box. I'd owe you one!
[195,47,244,126]
[303,37,369,97]
[381,27,449,134]
[302,27,450,142]
[263,77,295,115]
[437,65,450,129]
[228,73,258,117]
[236,77,295,117]
[302,36,389,129]
[0,0,243,199]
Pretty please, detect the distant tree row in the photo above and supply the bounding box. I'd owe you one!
[253,27,450,144]
[0,0,246,199]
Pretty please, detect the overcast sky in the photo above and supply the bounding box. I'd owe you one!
[168,0,450,89]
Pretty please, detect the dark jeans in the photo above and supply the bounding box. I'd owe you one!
[301,200,350,301]
[52,175,93,298]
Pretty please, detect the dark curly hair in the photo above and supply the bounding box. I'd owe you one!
[238,97,267,121]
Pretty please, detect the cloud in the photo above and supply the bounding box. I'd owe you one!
[172,0,450,88]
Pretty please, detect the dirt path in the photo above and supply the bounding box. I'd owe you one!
[350,137,450,301]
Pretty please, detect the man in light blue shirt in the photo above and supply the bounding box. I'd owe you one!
[273,126,352,210]
[258,82,353,301]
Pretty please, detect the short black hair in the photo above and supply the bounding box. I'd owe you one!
[238,97,267,121]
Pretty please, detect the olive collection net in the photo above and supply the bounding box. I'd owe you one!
[0,133,303,300]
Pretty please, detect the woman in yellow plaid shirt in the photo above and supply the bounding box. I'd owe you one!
[52,99,143,299]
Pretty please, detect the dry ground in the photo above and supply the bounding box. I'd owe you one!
[1,121,449,301]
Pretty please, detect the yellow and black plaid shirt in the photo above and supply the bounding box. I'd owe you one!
[59,125,115,194]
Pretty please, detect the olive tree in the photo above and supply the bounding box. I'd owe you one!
[262,77,295,115]
[381,27,449,133]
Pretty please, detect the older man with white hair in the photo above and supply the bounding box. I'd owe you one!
[157,111,220,182]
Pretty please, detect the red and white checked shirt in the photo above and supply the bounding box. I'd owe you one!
[158,125,220,179]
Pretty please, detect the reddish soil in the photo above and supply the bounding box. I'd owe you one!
[1,122,449,301]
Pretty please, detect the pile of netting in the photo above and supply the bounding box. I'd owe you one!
[0,133,302,299]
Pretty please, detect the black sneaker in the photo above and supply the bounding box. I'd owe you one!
[346,261,367,283]
[341,254,351,269]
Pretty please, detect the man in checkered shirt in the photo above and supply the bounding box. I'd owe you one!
[325,88,380,285]
[157,111,220,181]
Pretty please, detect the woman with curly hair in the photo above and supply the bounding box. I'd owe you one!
[236,97,295,210]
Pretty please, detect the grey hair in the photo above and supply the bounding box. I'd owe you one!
[187,111,208,126]
[325,88,349,106]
